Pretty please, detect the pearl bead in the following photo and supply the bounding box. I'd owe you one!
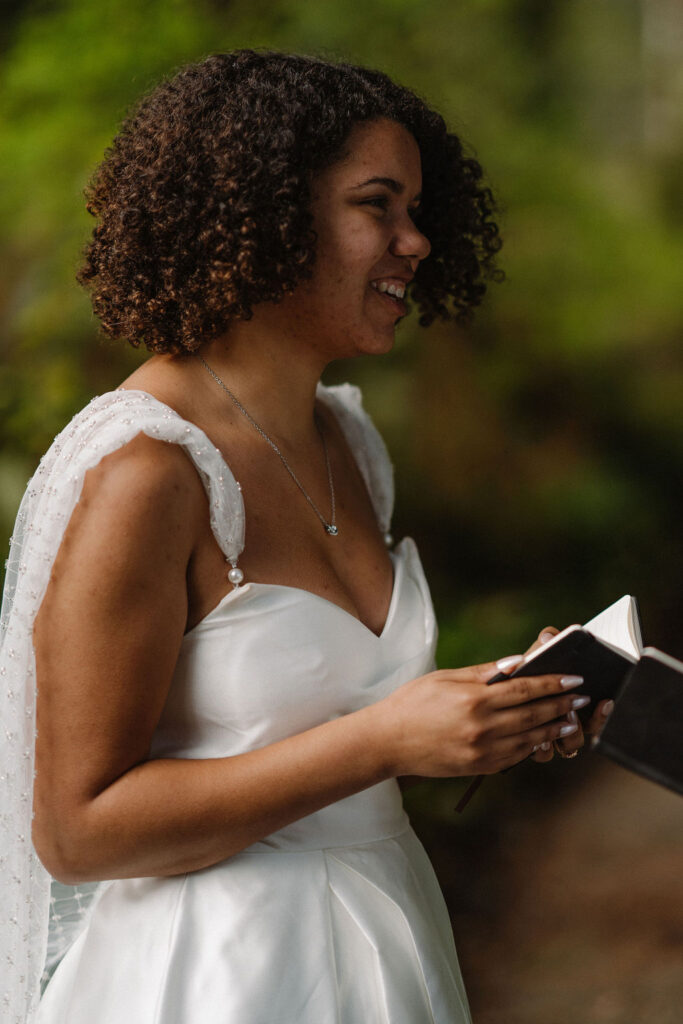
[228,566,244,586]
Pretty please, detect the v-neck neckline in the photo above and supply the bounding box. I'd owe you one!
[113,385,397,638]
[184,538,409,642]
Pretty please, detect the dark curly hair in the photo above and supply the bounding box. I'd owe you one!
[77,50,503,355]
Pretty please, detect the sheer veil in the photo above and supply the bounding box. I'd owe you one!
[0,389,247,1022]
[0,382,387,1021]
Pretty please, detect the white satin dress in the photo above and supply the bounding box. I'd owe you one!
[36,383,472,1024]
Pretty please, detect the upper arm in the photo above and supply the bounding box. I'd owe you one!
[33,433,207,853]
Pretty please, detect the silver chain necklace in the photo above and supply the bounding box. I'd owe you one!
[198,356,338,536]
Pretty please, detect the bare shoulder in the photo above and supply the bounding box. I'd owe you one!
[40,430,209,615]
[81,429,206,522]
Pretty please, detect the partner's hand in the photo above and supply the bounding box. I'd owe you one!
[379,657,584,779]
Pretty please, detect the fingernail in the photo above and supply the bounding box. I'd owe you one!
[531,743,540,753]
[559,722,578,737]
[601,699,615,716]
[571,695,591,710]
[560,675,584,689]
[496,654,524,673]
[566,710,579,726]
[540,631,555,644]
[541,741,551,751]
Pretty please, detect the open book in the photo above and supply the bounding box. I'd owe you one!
[456,596,682,810]
[485,594,643,706]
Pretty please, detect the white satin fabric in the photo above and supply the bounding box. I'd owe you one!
[30,384,471,1023]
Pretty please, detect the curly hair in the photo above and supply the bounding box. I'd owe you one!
[77,50,503,355]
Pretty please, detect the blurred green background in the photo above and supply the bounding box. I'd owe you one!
[1,2,682,1020]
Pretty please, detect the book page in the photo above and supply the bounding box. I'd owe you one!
[583,595,642,658]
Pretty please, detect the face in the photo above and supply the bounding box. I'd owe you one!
[278,118,431,359]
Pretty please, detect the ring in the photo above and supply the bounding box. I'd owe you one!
[553,741,579,759]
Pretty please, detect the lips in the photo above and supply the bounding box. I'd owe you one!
[370,280,406,299]
[369,281,407,316]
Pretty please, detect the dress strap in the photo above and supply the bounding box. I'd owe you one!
[48,389,244,566]
[317,382,395,538]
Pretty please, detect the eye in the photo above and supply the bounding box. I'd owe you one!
[360,195,389,212]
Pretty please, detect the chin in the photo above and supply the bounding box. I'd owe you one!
[352,324,398,357]
[317,317,397,361]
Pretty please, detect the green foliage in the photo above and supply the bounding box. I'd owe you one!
[1,0,681,666]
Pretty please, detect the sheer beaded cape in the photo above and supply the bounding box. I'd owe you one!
[0,383,394,1022]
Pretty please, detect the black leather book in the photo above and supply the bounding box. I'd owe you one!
[593,648,683,796]
[485,595,643,709]
[456,595,645,813]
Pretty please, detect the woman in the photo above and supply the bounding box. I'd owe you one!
[0,51,605,1023]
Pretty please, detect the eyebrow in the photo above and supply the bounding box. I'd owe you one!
[349,176,421,202]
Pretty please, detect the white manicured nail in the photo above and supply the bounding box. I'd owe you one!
[601,699,615,716]
[571,695,590,710]
[496,655,524,673]
[531,744,540,752]
[560,675,584,689]
[559,722,578,737]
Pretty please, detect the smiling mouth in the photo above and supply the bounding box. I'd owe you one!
[370,280,407,316]
[370,280,406,300]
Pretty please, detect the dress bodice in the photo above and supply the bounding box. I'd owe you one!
[152,536,436,764]
[138,382,438,850]
[150,533,437,851]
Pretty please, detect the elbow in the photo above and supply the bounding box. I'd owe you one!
[32,812,101,885]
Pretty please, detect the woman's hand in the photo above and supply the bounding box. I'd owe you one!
[377,657,586,780]
[524,626,614,763]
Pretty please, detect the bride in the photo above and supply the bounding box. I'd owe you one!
[0,50,605,1023]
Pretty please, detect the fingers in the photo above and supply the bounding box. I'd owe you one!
[530,741,554,763]
[492,715,582,770]
[472,656,524,683]
[488,671,586,709]
[491,689,590,737]
[584,698,614,737]
[552,710,585,757]
[524,625,559,658]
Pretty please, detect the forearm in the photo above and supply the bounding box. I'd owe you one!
[39,700,395,884]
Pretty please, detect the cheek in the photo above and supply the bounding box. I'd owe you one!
[315,216,382,274]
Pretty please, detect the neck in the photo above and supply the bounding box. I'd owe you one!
[197,310,329,448]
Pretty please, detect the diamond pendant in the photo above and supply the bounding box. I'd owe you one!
[325,524,339,536]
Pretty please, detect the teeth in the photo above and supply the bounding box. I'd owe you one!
[372,281,405,299]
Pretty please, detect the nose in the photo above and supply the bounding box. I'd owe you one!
[390,212,431,264]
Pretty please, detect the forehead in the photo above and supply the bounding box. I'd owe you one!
[320,118,423,189]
